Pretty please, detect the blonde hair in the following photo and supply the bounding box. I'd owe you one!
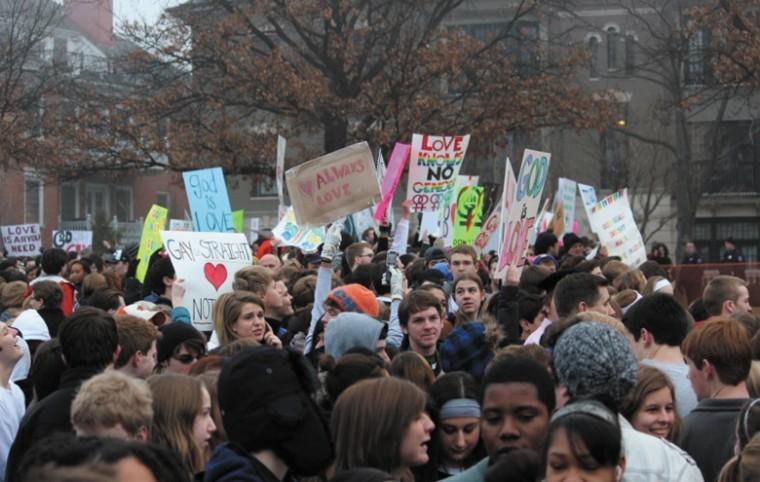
[71,371,153,438]
[0,281,27,310]
[212,291,265,346]
[147,374,207,475]
[748,361,760,399]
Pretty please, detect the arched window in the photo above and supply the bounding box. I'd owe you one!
[607,26,619,70]
[589,36,600,78]
[625,34,636,75]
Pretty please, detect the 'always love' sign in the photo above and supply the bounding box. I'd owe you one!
[161,231,252,332]
[285,142,380,227]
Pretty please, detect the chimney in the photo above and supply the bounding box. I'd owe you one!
[63,0,114,48]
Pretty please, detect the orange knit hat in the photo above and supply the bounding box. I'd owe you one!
[326,283,380,318]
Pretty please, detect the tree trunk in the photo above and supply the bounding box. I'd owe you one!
[323,115,349,153]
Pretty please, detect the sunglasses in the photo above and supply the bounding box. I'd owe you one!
[173,353,203,365]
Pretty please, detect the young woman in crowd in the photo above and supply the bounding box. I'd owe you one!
[620,365,680,441]
[212,291,282,349]
[147,374,216,478]
[422,372,485,481]
[452,273,486,326]
[331,377,434,481]
[155,323,207,375]
[65,259,90,299]
[718,399,760,482]
[544,400,626,482]
[388,352,436,391]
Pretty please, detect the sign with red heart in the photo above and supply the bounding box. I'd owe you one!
[203,263,228,291]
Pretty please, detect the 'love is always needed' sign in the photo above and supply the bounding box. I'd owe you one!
[285,142,380,227]
[161,231,252,332]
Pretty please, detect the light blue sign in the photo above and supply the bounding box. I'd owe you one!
[183,167,234,232]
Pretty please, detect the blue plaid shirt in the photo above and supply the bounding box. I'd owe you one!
[440,322,493,381]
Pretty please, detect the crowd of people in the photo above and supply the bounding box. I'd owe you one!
[0,207,758,482]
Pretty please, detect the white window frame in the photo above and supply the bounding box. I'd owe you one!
[59,181,81,220]
[114,186,134,221]
[24,175,44,226]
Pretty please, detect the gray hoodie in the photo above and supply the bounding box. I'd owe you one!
[325,312,384,359]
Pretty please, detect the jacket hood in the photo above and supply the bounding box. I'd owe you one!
[325,312,384,359]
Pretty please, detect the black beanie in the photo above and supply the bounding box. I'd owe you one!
[156,322,205,364]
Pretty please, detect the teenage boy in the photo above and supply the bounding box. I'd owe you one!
[702,275,752,319]
[553,272,615,319]
[114,315,160,379]
[30,248,75,315]
[679,318,751,482]
[444,356,555,481]
[399,290,444,375]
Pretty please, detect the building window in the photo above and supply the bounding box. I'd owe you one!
[25,179,43,224]
[114,187,134,221]
[606,27,619,71]
[60,183,79,221]
[251,178,277,198]
[601,128,628,189]
[589,36,600,78]
[695,218,760,262]
[686,29,711,85]
[53,37,68,67]
[625,35,636,75]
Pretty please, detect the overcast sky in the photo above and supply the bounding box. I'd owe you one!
[113,0,182,26]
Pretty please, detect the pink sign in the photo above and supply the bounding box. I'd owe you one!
[374,143,411,222]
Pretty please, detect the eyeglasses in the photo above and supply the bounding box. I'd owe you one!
[173,353,203,365]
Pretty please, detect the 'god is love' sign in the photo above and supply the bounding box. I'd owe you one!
[160,230,252,332]
[285,142,380,227]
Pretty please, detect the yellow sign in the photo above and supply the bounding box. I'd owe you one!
[136,204,168,282]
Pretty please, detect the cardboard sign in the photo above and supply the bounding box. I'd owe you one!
[135,205,168,282]
[589,189,647,267]
[406,134,470,212]
[441,175,478,246]
[183,167,234,232]
[1,224,41,256]
[276,135,287,207]
[285,142,380,227]
[169,219,193,231]
[374,143,410,222]
[272,206,325,252]
[578,183,599,233]
[557,178,577,235]
[497,150,551,278]
[452,185,485,247]
[161,231,252,331]
[52,230,92,253]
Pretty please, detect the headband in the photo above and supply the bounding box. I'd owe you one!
[743,399,760,443]
[654,279,672,292]
[551,400,618,428]
[440,398,481,420]
[621,292,643,315]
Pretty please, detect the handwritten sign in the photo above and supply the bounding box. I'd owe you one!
[232,210,244,234]
[374,143,410,222]
[183,167,234,232]
[276,135,287,208]
[285,141,380,227]
[406,134,470,212]
[441,175,478,247]
[589,189,646,267]
[52,230,92,253]
[497,150,551,278]
[557,178,577,235]
[1,224,41,256]
[578,183,599,233]
[161,231,252,331]
[452,186,485,247]
[272,206,326,252]
[169,219,193,231]
[135,205,168,282]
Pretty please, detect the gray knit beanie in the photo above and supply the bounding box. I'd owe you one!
[552,321,638,406]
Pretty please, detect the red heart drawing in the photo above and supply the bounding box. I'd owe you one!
[203,262,228,291]
[299,180,314,199]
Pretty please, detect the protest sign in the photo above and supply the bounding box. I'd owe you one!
[441,175,478,246]
[276,135,287,208]
[452,185,485,247]
[578,183,599,232]
[272,206,325,252]
[161,231,252,331]
[232,210,244,234]
[1,224,41,256]
[497,150,551,278]
[183,167,234,232]
[52,230,92,253]
[285,142,380,227]
[418,211,441,242]
[135,205,168,282]
[169,219,193,231]
[351,208,377,240]
[374,143,410,222]
[589,189,647,267]
[406,134,470,212]
[474,201,501,255]
[557,178,577,235]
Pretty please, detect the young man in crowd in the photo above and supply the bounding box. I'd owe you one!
[445,356,555,481]
[70,371,153,441]
[702,275,752,319]
[114,315,160,379]
[399,290,444,375]
[552,321,703,481]
[622,293,698,415]
[553,271,615,319]
[30,248,75,315]
[258,253,282,274]
[679,318,751,482]
[449,245,478,279]
[6,307,119,480]
[345,242,374,272]
[533,231,559,257]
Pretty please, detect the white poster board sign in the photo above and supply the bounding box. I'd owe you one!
[2,224,42,256]
[161,231,252,331]
[52,230,93,253]
[588,189,647,267]
[557,178,577,235]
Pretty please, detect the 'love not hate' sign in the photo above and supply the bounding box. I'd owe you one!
[161,231,252,332]
[285,142,380,227]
